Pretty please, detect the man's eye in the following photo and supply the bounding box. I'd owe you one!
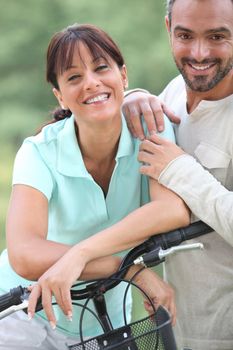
[210,35,224,41]
[178,33,192,40]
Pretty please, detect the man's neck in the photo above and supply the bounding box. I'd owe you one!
[186,71,233,114]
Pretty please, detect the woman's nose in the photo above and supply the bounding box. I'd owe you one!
[83,71,100,90]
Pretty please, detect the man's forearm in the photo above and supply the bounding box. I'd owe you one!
[159,154,233,245]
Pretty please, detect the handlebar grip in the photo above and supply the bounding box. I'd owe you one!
[0,286,25,312]
[181,221,213,240]
[148,221,213,250]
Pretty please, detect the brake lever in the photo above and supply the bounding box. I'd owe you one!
[159,242,204,259]
[0,299,29,320]
[134,242,204,268]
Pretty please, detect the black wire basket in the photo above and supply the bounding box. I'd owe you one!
[68,305,176,350]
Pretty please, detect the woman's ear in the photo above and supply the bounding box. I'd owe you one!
[53,88,68,110]
[121,65,129,90]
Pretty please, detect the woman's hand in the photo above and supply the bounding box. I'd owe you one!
[27,250,123,328]
[127,266,176,325]
[27,247,88,328]
[122,91,180,139]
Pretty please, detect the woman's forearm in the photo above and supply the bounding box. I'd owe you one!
[10,236,122,281]
[7,183,189,281]
[70,196,190,267]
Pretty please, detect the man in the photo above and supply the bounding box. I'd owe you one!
[123,0,233,349]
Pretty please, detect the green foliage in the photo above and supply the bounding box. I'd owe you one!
[0,0,178,251]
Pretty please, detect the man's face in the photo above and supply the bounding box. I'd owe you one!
[166,0,233,92]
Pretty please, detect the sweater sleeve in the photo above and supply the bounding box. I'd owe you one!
[158,154,233,246]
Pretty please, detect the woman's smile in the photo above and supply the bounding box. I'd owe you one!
[54,43,127,124]
[83,92,110,104]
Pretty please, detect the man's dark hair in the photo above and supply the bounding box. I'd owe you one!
[166,0,233,26]
[166,0,175,26]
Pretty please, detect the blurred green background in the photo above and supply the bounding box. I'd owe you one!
[0,0,177,252]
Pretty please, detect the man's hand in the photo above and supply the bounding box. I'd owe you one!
[122,92,180,139]
[138,134,185,179]
[127,266,176,325]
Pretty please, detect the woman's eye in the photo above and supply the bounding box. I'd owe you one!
[68,74,81,82]
[96,64,109,71]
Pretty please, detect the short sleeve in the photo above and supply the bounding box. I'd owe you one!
[159,115,175,143]
[12,141,54,200]
[142,114,175,143]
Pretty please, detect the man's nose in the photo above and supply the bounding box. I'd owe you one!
[190,39,210,62]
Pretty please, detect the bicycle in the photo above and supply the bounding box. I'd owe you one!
[0,221,213,350]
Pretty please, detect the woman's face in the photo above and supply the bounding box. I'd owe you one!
[53,42,128,126]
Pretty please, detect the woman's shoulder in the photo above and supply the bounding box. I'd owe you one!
[27,118,68,146]
[16,118,69,166]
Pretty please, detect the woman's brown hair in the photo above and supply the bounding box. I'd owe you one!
[46,23,125,122]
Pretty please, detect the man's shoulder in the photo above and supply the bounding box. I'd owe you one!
[169,74,185,87]
[159,75,186,103]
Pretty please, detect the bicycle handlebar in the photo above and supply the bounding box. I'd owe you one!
[146,220,213,250]
[0,221,213,319]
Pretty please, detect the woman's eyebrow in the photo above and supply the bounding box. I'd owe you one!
[92,56,109,63]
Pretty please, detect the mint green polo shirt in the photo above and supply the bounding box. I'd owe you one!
[0,114,175,337]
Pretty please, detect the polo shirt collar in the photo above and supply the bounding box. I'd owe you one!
[57,114,134,177]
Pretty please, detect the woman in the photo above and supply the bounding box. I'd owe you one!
[0,24,189,349]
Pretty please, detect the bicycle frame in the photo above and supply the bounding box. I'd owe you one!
[0,221,213,349]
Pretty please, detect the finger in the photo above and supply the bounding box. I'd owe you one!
[41,287,56,328]
[169,300,177,326]
[60,287,73,320]
[138,151,154,165]
[126,105,145,140]
[49,283,72,320]
[139,137,165,155]
[148,133,166,145]
[27,284,34,292]
[162,103,180,124]
[138,147,161,164]
[27,284,41,319]
[149,98,165,133]
[163,298,176,327]
[139,101,157,135]
[139,140,158,154]
[143,301,156,315]
[123,105,138,138]
[159,291,176,326]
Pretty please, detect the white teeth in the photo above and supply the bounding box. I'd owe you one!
[191,64,212,71]
[85,94,109,104]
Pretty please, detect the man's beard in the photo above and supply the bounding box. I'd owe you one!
[174,57,233,92]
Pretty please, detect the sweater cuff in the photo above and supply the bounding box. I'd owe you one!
[124,88,150,98]
[158,154,196,186]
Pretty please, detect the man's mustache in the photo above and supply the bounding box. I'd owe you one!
[181,58,220,65]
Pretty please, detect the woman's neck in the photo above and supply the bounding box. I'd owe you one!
[76,118,121,162]
[75,118,122,195]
